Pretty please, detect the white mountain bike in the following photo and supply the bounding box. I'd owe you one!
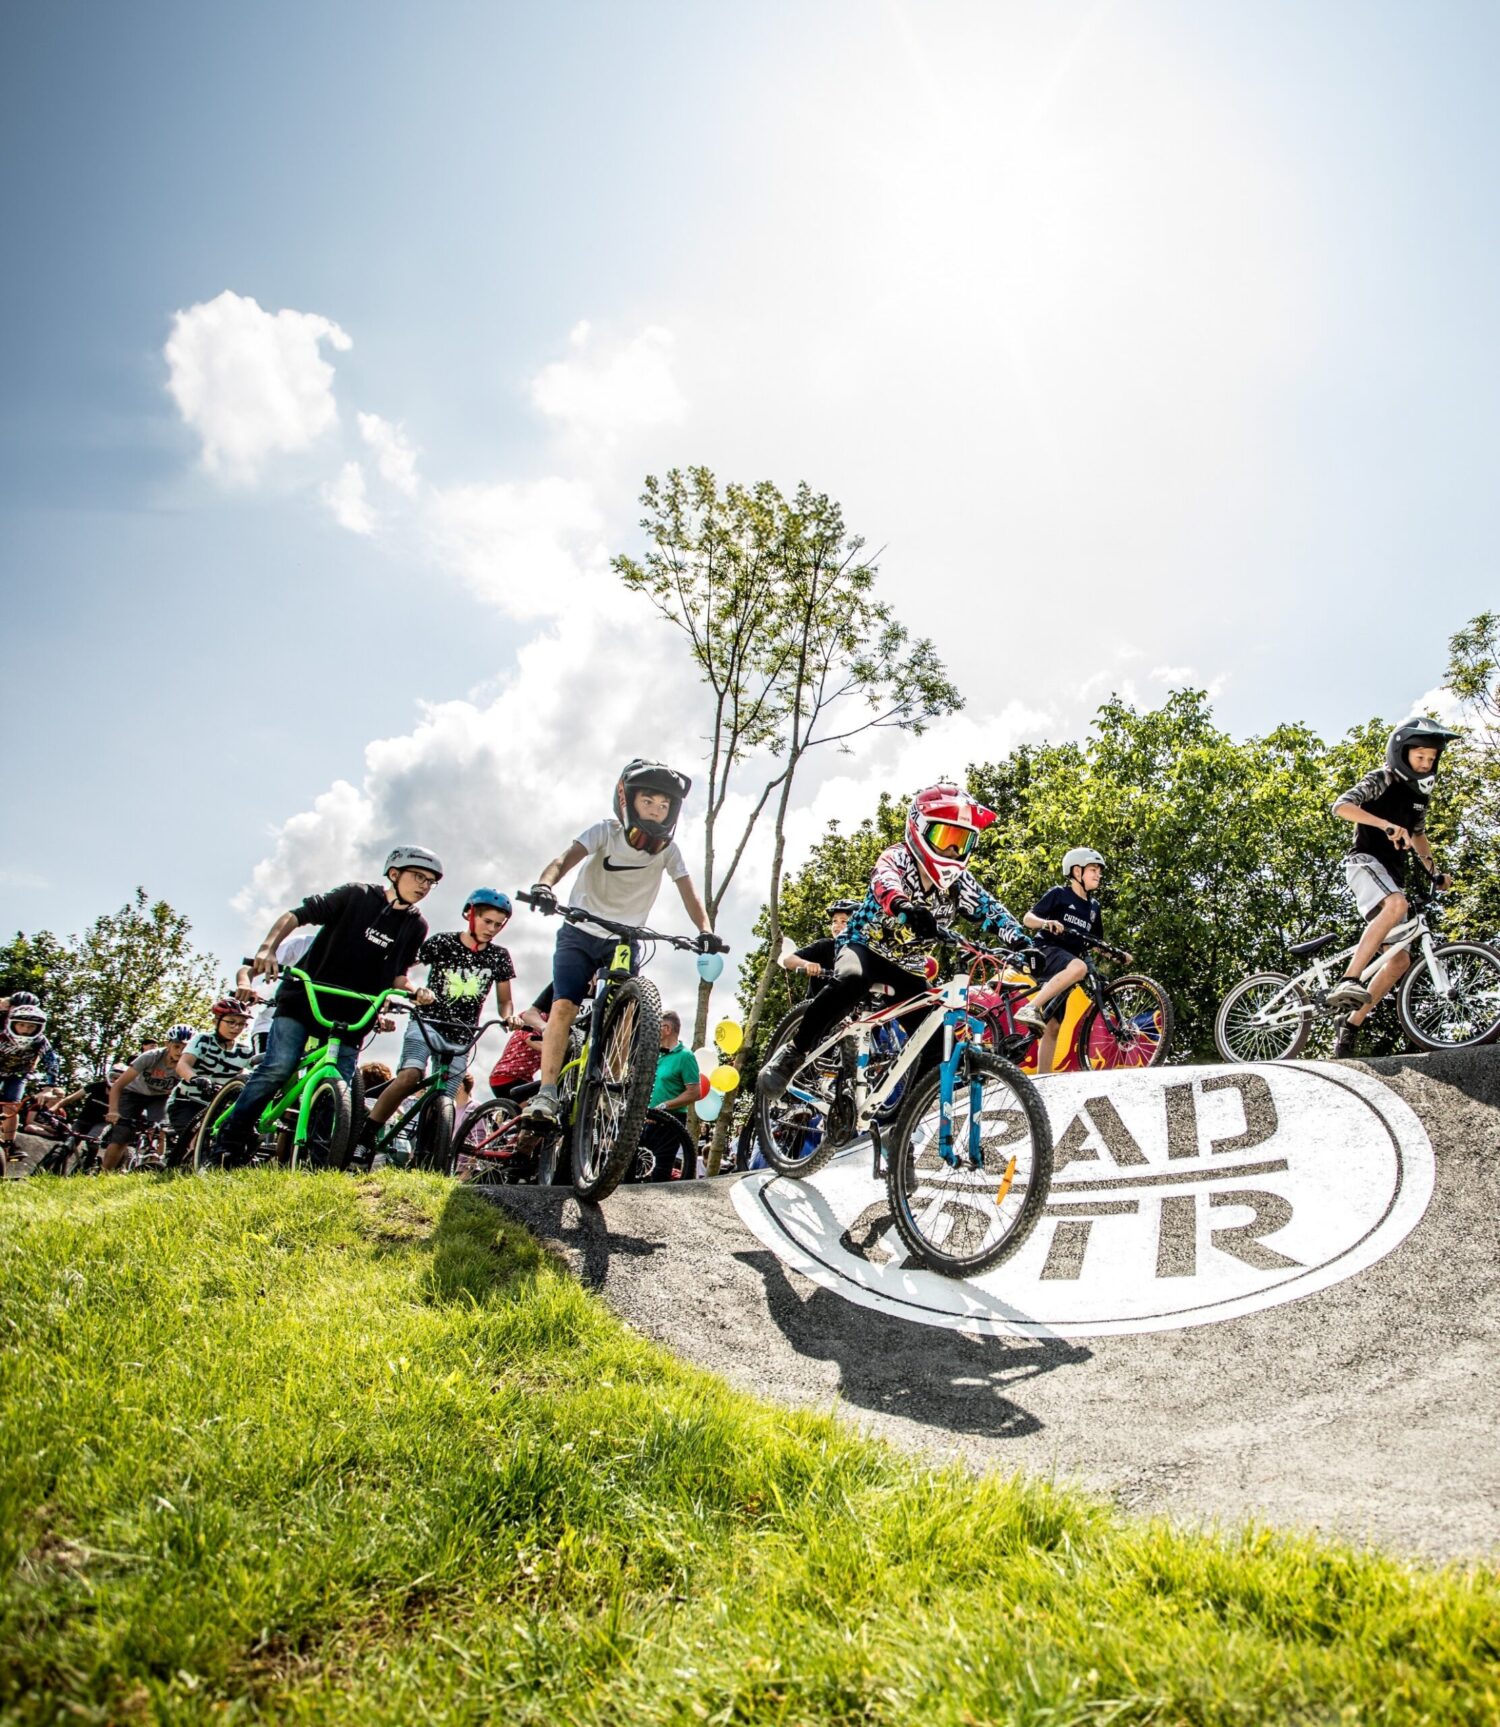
[1215,868,1500,1061]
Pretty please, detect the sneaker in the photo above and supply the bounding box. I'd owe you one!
[756,1046,803,1100]
[1013,1002,1048,1033]
[1326,978,1371,1012]
[1331,1018,1360,1060]
[521,1089,561,1128]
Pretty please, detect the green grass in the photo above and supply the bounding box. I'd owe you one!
[0,1174,1495,1725]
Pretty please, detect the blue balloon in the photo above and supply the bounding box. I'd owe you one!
[696,951,725,982]
[696,1087,725,1122]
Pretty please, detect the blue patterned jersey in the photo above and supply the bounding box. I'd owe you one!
[839,842,1026,973]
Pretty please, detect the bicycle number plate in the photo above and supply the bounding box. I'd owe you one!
[610,942,633,974]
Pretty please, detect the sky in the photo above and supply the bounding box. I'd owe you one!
[1,0,1495,1057]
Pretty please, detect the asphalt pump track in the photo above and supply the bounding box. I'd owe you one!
[487,1048,1500,1564]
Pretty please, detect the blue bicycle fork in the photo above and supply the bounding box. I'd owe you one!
[937,1007,986,1168]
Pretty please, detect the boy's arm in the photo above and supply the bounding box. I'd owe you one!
[105,1067,133,1120]
[532,842,588,900]
[391,974,434,1006]
[1024,911,1065,935]
[674,875,713,935]
[1333,773,1416,849]
[252,912,300,979]
[175,1049,198,1084]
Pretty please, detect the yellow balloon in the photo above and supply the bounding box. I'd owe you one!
[710,1064,741,1094]
[713,1018,744,1055]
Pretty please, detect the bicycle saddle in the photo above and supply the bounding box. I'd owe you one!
[1288,932,1340,957]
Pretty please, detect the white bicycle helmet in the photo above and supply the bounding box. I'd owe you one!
[1061,847,1105,880]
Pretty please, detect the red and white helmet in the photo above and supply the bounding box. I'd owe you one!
[905,785,997,890]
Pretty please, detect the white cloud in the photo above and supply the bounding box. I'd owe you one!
[1406,684,1469,727]
[322,461,375,535]
[357,412,420,497]
[164,290,351,482]
[529,322,686,445]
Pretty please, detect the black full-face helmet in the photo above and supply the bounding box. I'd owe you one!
[614,760,691,854]
[1386,720,1461,792]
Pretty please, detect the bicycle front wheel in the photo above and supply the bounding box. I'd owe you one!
[886,1048,1052,1278]
[1397,941,1500,1052]
[412,1092,457,1174]
[571,976,661,1201]
[1214,972,1311,1064]
[283,1075,352,1171]
[1080,975,1173,1069]
[192,1079,247,1171]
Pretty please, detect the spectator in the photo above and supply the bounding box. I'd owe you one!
[640,1009,700,1183]
[453,1070,477,1136]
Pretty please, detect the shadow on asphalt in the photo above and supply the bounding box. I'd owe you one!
[486,1183,666,1287]
[734,1246,1092,1441]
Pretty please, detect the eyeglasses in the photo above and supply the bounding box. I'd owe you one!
[403,869,438,887]
[924,822,976,859]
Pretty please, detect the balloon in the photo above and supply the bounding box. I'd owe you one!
[710,1064,740,1094]
[713,1018,744,1055]
[696,952,725,982]
[694,1044,716,1073]
[698,1075,712,1099]
[696,1088,725,1122]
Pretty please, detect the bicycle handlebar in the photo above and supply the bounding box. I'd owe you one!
[516,890,724,954]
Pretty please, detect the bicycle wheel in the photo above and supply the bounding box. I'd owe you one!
[1397,941,1500,1052]
[412,1091,457,1174]
[192,1079,247,1171]
[282,1075,352,1171]
[752,1001,847,1179]
[571,975,661,1201]
[1214,972,1312,1063]
[1080,975,1174,1069]
[640,1106,695,1181]
[886,1047,1052,1277]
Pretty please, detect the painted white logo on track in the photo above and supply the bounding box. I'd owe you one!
[731,1061,1434,1338]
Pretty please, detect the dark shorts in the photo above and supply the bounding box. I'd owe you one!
[551,923,637,1006]
[103,1090,168,1145]
[0,1075,26,1106]
[1034,945,1086,1020]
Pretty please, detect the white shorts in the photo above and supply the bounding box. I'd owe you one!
[1344,854,1403,921]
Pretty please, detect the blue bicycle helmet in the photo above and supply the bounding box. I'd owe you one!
[168,1024,195,1044]
[463,887,512,916]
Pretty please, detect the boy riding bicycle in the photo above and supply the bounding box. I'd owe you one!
[213,845,440,1161]
[1016,848,1132,1074]
[522,759,724,1129]
[357,886,517,1149]
[779,899,860,997]
[757,784,1029,1100]
[0,993,60,1168]
[1326,719,1459,1058]
[163,998,255,1163]
[101,1029,192,1170]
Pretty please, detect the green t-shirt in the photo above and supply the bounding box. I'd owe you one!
[651,1043,700,1114]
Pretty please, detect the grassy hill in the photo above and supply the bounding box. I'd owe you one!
[1,1171,1496,1724]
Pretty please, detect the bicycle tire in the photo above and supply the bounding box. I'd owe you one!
[1214,972,1311,1063]
[412,1091,457,1174]
[640,1105,695,1181]
[1397,940,1500,1052]
[752,1000,844,1179]
[193,1079,247,1171]
[1080,974,1174,1069]
[285,1075,352,1171]
[885,1047,1053,1277]
[571,975,661,1200]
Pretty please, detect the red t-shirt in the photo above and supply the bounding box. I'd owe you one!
[489,1028,542,1089]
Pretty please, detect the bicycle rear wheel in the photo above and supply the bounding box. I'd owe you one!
[886,1048,1052,1277]
[412,1091,457,1174]
[1397,941,1500,1052]
[1080,975,1173,1069]
[571,976,661,1201]
[1214,972,1312,1063]
[752,1001,845,1179]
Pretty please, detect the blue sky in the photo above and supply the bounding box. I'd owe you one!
[2,0,1496,1034]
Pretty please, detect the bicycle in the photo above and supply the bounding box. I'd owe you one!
[514,894,720,1201]
[350,1009,506,1175]
[970,933,1173,1071]
[455,1094,693,1186]
[192,969,402,1171]
[1215,863,1500,1061]
[753,932,1053,1277]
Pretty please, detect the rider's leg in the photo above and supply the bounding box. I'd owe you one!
[217,1016,310,1146]
[1330,861,1409,1009]
[100,1095,144,1172]
[1016,953,1086,1032]
[1347,943,1411,1027]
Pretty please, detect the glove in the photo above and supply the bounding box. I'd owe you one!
[896,898,941,941]
[696,930,729,955]
[528,884,557,915]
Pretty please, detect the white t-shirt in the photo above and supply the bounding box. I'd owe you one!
[251,930,317,1036]
[569,820,689,938]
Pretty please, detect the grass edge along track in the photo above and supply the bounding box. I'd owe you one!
[1,1171,1497,1725]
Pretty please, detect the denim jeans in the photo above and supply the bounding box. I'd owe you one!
[223,1014,358,1136]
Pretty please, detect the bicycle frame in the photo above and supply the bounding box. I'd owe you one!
[365,1012,503,1160]
[1242,911,1446,1036]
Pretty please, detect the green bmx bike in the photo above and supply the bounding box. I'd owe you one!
[349,1007,507,1175]
[515,893,718,1201]
[192,968,403,1172]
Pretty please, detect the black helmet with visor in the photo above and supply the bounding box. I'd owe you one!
[615,759,691,854]
[1386,719,1461,791]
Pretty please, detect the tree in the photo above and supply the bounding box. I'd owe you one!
[1436,611,1500,943]
[63,890,218,1076]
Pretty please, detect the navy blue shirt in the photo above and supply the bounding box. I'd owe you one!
[1030,885,1102,957]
